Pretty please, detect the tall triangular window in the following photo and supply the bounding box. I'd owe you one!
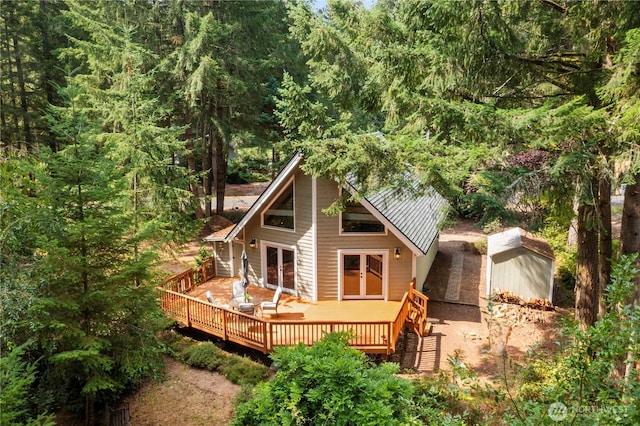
[263,180,294,230]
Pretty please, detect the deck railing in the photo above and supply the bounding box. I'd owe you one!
[157,263,428,356]
[161,257,216,293]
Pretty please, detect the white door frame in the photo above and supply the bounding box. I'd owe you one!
[261,240,297,295]
[338,249,388,301]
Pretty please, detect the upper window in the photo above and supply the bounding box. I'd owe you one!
[263,181,294,230]
[341,199,385,234]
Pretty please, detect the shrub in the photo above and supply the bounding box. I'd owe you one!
[232,332,418,426]
[181,341,226,371]
[158,332,270,387]
[220,356,270,386]
[0,343,55,426]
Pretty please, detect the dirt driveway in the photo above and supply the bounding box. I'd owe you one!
[402,221,561,378]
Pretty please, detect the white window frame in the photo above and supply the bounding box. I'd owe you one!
[261,178,296,233]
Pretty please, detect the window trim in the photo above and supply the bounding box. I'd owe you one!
[261,178,296,233]
[339,189,387,236]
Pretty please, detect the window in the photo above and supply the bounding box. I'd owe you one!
[341,199,385,233]
[263,181,294,230]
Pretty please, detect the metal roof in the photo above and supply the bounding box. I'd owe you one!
[223,151,448,255]
[356,182,448,255]
[488,227,555,260]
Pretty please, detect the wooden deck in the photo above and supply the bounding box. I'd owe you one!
[157,258,429,357]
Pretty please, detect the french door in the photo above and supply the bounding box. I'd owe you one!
[263,243,296,293]
[341,251,386,300]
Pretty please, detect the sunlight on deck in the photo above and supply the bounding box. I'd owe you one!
[188,277,401,322]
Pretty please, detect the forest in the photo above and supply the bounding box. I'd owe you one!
[1,0,639,424]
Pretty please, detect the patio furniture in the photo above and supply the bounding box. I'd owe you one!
[237,302,255,315]
[260,286,283,318]
[230,280,246,305]
[206,291,216,305]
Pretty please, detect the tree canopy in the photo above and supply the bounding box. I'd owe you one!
[1,0,639,423]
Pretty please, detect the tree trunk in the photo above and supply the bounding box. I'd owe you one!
[202,121,212,219]
[598,175,612,318]
[40,0,58,152]
[2,15,22,148]
[620,174,640,390]
[10,9,33,151]
[575,180,600,329]
[213,130,226,214]
[185,107,203,219]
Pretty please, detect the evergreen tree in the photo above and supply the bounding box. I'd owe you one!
[30,79,165,424]
[281,0,640,328]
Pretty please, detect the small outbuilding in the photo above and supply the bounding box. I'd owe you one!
[486,227,555,302]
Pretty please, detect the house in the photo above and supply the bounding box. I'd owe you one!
[486,227,555,302]
[205,152,448,302]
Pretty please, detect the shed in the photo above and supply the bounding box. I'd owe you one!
[486,227,555,302]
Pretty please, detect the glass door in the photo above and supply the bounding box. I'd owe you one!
[341,251,385,299]
[264,243,296,293]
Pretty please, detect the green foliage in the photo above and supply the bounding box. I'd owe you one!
[498,254,640,424]
[232,332,418,426]
[410,356,483,426]
[194,246,210,268]
[0,343,55,426]
[160,333,270,387]
[540,222,577,305]
[227,148,272,184]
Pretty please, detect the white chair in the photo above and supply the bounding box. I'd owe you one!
[260,286,283,318]
[206,290,216,305]
[230,280,246,305]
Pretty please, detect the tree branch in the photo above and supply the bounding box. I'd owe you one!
[538,0,568,14]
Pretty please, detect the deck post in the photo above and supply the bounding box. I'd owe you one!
[262,321,269,353]
[223,310,229,341]
[186,298,191,327]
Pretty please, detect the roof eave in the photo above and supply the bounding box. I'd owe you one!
[224,152,304,243]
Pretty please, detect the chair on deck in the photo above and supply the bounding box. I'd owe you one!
[206,290,216,305]
[260,286,283,318]
[230,280,246,305]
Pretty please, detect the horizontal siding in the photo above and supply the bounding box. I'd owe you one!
[294,172,314,299]
[491,248,552,300]
[214,242,233,278]
[241,170,314,299]
[415,239,439,291]
[316,179,413,301]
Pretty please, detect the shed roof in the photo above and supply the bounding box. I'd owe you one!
[488,227,554,260]
[203,224,236,242]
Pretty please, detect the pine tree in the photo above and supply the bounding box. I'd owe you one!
[32,78,165,425]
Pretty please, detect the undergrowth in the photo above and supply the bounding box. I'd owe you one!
[158,330,271,404]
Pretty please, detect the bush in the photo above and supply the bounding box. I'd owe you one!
[158,332,270,387]
[181,341,226,371]
[232,332,418,426]
[0,343,55,426]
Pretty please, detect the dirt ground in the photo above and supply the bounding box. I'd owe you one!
[402,220,563,378]
[128,358,240,426]
[131,187,569,425]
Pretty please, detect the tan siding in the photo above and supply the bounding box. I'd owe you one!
[214,241,233,277]
[415,239,439,291]
[293,171,314,299]
[315,179,413,301]
[241,170,314,299]
[491,248,552,300]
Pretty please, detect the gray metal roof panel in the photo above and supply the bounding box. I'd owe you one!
[363,183,448,255]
